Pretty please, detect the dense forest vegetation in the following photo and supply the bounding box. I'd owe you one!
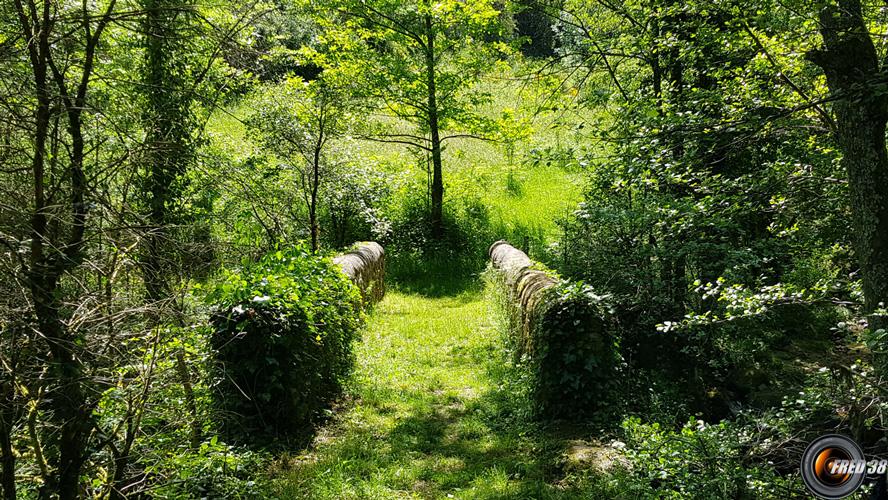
[3,0,888,497]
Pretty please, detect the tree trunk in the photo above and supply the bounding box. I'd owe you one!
[808,0,888,325]
[425,14,444,238]
[142,0,171,304]
[0,378,16,500]
[175,349,202,448]
[17,2,92,494]
[658,12,688,317]
[13,0,112,495]
[310,129,323,253]
[33,278,91,500]
[134,1,203,485]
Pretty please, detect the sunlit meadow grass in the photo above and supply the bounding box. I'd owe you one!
[207,65,594,247]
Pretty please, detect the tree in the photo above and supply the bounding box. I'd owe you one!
[548,0,862,410]
[307,0,509,237]
[247,77,355,253]
[139,0,198,305]
[136,0,210,471]
[513,0,562,58]
[8,0,118,496]
[806,0,888,332]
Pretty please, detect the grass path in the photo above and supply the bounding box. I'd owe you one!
[270,284,599,499]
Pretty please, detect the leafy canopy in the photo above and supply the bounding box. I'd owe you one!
[300,0,513,148]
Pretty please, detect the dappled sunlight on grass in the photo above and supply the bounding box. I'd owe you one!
[269,288,612,499]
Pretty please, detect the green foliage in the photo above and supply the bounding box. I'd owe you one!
[386,188,495,278]
[147,438,271,499]
[299,0,515,227]
[486,265,621,419]
[89,321,274,499]
[6,0,886,494]
[619,416,799,498]
[245,76,359,251]
[322,162,394,248]
[549,0,859,433]
[247,77,350,154]
[512,0,559,57]
[530,281,621,417]
[139,0,199,199]
[224,1,321,81]
[207,247,363,441]
[307,0,510,135]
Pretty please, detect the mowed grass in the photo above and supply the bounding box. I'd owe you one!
[268,283,611,499]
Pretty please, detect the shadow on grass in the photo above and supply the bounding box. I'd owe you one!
[386,253,484,299]
[273,390,601,499]
[271,342,613,499]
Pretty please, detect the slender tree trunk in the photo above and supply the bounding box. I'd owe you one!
[13,0,111,495]
[47,112,91,500]
[16,2,91,495]
[174,349,202,448]
[425,14,444,238]
[657,11,687,317]
[34,280,91,500]
[0,379,16,500]
[808,0,888,327]
[310,129,323,253]
[650,18,662,114]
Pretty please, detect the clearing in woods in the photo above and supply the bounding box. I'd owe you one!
[270,280,606,499]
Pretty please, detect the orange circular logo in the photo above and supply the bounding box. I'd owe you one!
[801,435,867,499]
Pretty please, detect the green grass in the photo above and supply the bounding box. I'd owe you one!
[243,64,633,498]
[267,281,618,499]
[212,68,616,496]
[204,65,593,249]
[359,68,591,244]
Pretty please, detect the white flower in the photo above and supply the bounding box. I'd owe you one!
[252,295,271,303]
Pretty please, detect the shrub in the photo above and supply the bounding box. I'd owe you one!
[148,437,271,499]
[619,416,799,498]
[386,189,494,285]
[322,163,393,249]
[207,247,363,442]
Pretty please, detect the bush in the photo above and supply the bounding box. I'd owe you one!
[386,189,494,285]
[612,355,888,498]
[207,247,363,442]
[619,416,799,498]
[322,163,392,249]
[148,438,271,499]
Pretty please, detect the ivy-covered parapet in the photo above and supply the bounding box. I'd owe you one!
[208,247,363,442]
[488,240,621,417]
[333,241,385,305]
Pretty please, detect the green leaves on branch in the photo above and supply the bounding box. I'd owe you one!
[298,0,514,148]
